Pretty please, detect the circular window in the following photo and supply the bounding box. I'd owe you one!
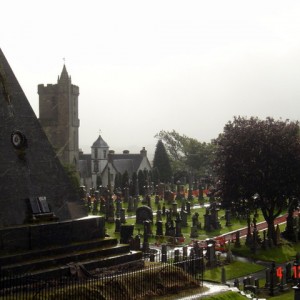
[11,130,27,150]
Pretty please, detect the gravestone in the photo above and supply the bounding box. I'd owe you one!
[156,220,163,236]
[120,224,134,244]
[136,205,153,224]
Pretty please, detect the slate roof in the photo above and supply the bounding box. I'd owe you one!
[0,49,87,227]
[92,135,109,148]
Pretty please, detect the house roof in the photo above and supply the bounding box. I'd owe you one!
[92,135,109,148]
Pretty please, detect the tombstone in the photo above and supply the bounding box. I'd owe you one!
[156,220,163,236]
[114,218,121,233]
[136,205,153,224]
[162,203,166,216]
[206,240,216,268]
[265,268,271,288]
[142,221,150,253]
[234,279,240,289]
[133,234,141,251]
[165,218,175,237]
[183,246,188,260]
[225,209,232,227]
[115,196,122,217]
[204,208,212,231]
[105,194,115,223]
[120,208,126,224]
[190,226,198,238]
[161,244,167,263]
[133,196,139,212]
[180,210,188,227]
[156,209,162,224]
[127,196,134,212]
[280,268,289,292]
[172,201,178,216]
[143,220,152,237]
[100,197,106,213]
[175,214,183,237]
[234,230,241,248]
[192,212,200,228]
[186,201,191,215]
[174,249,180,263]
[120,224,134,244]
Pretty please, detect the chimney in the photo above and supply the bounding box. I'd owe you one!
[140,147,147,157]
[108,150,115,162]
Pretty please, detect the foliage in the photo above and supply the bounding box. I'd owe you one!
[155,130,215,178]
[63,163,80,192]
[153,140,173,183]
[214,116,300,242]
[138,169,146,195]
[203,261,265,282]
[114,172,122,192]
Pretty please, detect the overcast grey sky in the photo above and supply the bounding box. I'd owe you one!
[2,1,300,158]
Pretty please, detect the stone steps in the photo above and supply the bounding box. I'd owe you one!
[0,237,143,279]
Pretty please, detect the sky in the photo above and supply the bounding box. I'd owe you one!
[2,1,300,160]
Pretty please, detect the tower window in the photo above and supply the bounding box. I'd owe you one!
[94,148,98,159]
[103,150,107,159]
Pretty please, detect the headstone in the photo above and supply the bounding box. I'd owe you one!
[136,205,153,224]
[156,220,163,236]
[190,226,198,238]
[114,218,121,233]
[234,230,241,248]
[120,224,134,244]
[161,244,167,263]
[120,208,126,224]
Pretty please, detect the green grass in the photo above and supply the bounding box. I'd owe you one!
[203,261,265,282]
[232,239,300,263]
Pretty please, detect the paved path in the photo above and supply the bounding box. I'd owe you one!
[216,213,289,242]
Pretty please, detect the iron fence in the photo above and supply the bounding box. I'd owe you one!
[0,256,203,300]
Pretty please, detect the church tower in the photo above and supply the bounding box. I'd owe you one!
[38,65,80,168]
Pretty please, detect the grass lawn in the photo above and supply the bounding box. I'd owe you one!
[203,260,265,282]
[232,238,300,264]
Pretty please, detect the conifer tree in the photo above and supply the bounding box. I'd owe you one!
[153,139,173,183]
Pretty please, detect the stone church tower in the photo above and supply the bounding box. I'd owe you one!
[38,65,80,168]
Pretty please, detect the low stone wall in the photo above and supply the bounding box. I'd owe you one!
[0,216,105,252]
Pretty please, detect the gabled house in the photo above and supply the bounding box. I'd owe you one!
[79,134,152,190]
[101,148,152,188]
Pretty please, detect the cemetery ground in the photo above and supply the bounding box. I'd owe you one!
[90,194,300,299]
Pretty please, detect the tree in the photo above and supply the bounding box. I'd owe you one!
[214,116,300,243]
[63,163,80,194]
[155,130,215,178]
[153,140,173,183]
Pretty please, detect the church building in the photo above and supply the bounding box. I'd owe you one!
[79,135,152,190]
[38,65,80,168]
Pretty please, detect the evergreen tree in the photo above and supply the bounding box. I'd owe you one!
[153,139,172,183]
